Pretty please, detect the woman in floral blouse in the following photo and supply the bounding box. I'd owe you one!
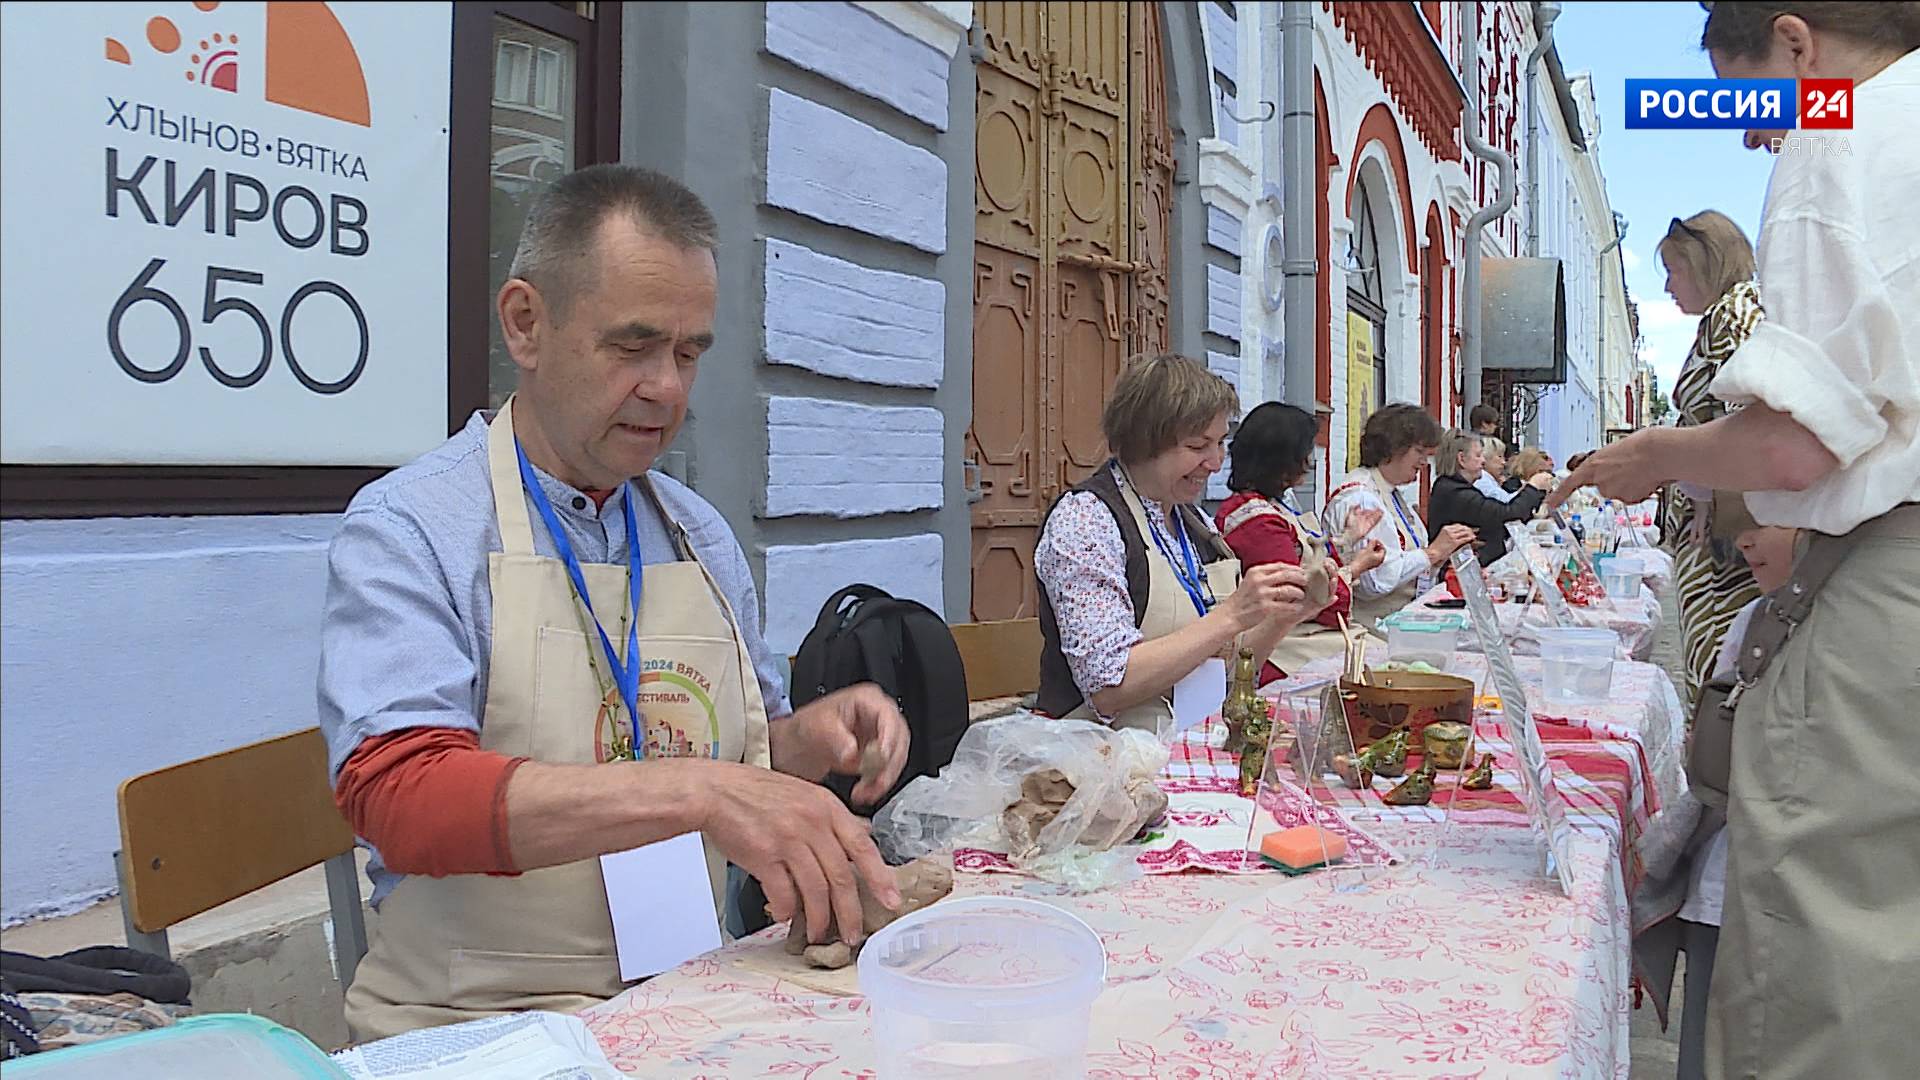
[1033,355,1326,733]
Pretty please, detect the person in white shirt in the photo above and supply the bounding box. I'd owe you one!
[1323,404,1475,627]
[1555,8,1919,1077]
[1474,436,1517,504]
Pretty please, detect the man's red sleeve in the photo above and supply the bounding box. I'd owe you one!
[334,727,528,877]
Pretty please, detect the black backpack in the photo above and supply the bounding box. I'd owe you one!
[789,584,970,814]
[734,586,969,937]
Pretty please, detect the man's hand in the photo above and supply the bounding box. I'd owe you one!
[770,684,910,808]
[695,765,902,946]
[1548,430,1672,509]
[1340,507,1384,547]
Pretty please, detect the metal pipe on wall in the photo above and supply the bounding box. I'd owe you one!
[1460,0,1518,415]
[1523,2,1563,258]
[1280,0,1317,414]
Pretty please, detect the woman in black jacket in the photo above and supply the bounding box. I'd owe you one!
[1429,429,1554,565]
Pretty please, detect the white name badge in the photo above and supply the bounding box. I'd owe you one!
[600,832,722,981]
[1171,657,1228,736]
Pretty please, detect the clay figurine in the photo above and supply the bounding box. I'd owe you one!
[1361,730,1409,778]
[1383,760,1437,806]
[1331,751,1375,790]
[1238,698,1274,797]
[1222,647,1262,757]
[1462,753,1495,790]
[1299,535,1335,610]
[1421,721,1473,770]
[785,856,954,969]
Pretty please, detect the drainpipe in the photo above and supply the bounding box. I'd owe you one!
[1280,1,1316,414]
[1523,3,1563,258]
[1461,1,1551,418]
[1596,214,1625,429]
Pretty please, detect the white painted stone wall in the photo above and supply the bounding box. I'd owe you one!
[752,0,962,640]
[767,0,952,130]
[765,88,948,254]
[763,238,945,388]
[762,535,945,655]
[764,397,944,518]
[1,516,336,923]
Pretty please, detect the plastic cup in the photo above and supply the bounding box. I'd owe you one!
[1537,626,1616,703]
[859,896,1107,1080]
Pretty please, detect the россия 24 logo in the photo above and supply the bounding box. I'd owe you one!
[1625,77,1853,130]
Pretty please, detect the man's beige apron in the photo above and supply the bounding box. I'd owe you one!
[1218,496,1360,675]
[1063,474,1239,735]
[1330,468,1428,629]
[1706,507,1920,1079]
[343,399,771,1042]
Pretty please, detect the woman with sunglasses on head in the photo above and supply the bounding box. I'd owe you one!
[1656,210,1767,710]
[1556,6,1920,1076]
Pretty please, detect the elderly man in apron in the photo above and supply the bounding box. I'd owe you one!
[318,165,909,1042]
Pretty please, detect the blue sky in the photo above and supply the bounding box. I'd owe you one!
[1552,1,1779,396]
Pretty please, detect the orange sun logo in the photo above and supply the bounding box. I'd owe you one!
[104,2,369,127]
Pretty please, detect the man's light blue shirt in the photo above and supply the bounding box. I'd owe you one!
[316,411,792,905]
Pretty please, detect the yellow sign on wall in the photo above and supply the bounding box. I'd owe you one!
[1345,313,1374,471]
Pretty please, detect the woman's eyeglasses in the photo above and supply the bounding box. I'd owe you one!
[1670,217,1707,242]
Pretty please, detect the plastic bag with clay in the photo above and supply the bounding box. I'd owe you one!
[869,712,1169,891]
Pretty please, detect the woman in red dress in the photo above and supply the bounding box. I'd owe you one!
[1215,403,1387,681]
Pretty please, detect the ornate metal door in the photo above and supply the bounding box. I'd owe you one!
[968,2,1169,622]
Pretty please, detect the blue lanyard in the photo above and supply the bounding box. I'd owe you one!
[515,441,645,757]
[1147,508,1214,618]
[1387,488,1423,548]
[1278,493,1324,538]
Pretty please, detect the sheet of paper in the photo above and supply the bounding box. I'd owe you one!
[1172,657,1227,735]
[602,831,723,981]
[332,1011,623,1080]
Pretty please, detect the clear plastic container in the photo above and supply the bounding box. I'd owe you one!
[1600,567,1641,599]
[1379,609,1469,670]
[1537,627,1617,703]
[2,1014,346,1079]
[859,896,1107,1080]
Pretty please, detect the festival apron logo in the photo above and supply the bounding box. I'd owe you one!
[595,659,723,763]
[104,1,370,126]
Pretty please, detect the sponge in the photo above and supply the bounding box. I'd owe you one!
[1258,825,1348,870]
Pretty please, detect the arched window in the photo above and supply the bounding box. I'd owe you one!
[1346,182,1388,410]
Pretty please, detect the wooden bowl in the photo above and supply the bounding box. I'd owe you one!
[1338,670,1475,750]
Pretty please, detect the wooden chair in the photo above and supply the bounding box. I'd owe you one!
[114,727,368,989]
[949,618,1043,702]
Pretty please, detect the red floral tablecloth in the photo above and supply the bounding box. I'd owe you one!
[581,819,1629,1079]
[579,684,1656,1078]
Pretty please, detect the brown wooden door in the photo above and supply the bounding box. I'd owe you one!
[968,1,1170,622]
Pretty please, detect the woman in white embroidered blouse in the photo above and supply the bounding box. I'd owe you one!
[1033,354,1325,732]
[1554,8,1920,1077]
[1322,404,1477,628]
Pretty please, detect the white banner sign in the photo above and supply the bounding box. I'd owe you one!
[1,2,452,466]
